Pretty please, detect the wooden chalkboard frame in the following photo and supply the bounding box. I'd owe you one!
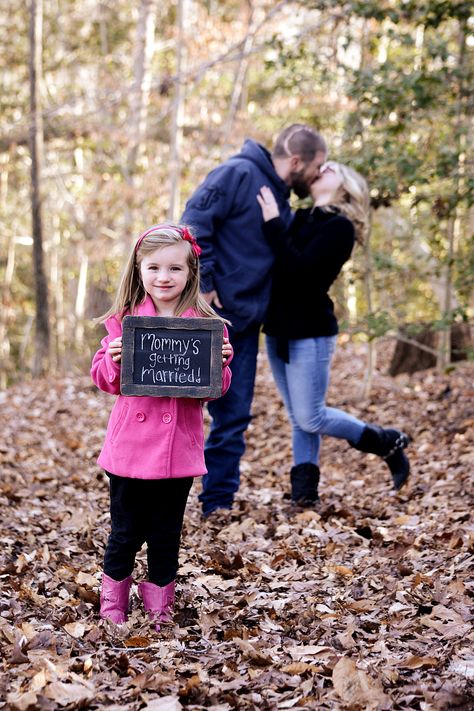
[121,315,224,398]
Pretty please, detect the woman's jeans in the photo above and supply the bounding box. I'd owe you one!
[104,473,193,586]
[266,335,365,465]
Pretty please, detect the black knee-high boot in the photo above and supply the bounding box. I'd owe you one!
[349,425,410,490]
[290,463,320,505]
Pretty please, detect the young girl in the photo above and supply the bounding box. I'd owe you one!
[257,163,410,505]
[91,224,232,630]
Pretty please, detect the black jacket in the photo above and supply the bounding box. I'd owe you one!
[262,207,355,354]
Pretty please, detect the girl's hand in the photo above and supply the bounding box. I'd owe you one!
[256,186,280,222]
[222,337,232,365]
[108,337,122,363]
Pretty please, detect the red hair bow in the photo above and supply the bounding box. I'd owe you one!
[181,227,202,258]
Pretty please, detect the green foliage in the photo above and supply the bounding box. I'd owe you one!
[362,310,392,340]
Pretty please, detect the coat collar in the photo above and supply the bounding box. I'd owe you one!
[135,295,197,319]
[135,294,157,316]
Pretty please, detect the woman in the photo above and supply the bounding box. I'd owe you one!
[257,162,410,505]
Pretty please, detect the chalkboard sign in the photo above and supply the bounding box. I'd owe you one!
[121,316,224,398]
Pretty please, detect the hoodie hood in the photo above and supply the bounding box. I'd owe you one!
[232,139,290,198]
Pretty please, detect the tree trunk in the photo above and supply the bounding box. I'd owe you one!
[358,18,376,399]
[0,234,15,388]
[389,323,471,376]
[221,2,255,147]
[360,211,375,399]
[437,20,467,371]
[0,154,12,387]
[29,0,50,377]
[74,247,89,347]
[98,1,109,56]
[124,0,156,240]
[50,217,65,370]
[168,0,186,222]
[438,216,455,370]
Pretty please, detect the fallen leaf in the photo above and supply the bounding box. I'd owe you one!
[6,691,38,711]
[286,645,335,661]
[76,571,99,587]
[9,635,29,665]
[328,564,353,576]
[30,669,49,691]
[124,635,151,648]
[234,638,273,666]
[63,622,86,638]
[44,680,95,705]
[142,697,183,711]
[399,655,438,669]
[332,656,390,710]
[448,658,474,679]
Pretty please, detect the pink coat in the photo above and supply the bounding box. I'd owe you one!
[91,296,232,479]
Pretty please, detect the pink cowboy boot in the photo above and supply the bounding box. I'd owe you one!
[100,573,133,624]
[138,580,175,632]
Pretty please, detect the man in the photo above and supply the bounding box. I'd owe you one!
[181,124,327,517]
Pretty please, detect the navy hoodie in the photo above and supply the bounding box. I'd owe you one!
[181,139,292,332]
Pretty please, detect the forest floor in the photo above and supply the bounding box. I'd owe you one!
[1,339,473,711]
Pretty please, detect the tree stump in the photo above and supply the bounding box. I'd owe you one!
[389,323,472,376]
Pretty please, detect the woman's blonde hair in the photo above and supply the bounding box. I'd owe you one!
[322,162,370,244]
[95,224,226,323]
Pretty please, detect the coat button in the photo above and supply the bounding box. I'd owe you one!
[162,413,172,424]
[136,412,146,422]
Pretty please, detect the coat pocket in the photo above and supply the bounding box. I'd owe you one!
[109,401,129,444]
[182,402,204,447]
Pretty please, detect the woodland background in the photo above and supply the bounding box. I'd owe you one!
[1,1,474,710]
[0,0,473,384]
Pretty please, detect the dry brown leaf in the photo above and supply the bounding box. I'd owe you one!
[281,662,312,674]
[43,680,95,705]
[123,635,151,647]
[30,669,49,691]
[5,691,39,711]
[399,655,439,669]
[75,571,98,587]
[143,696,183,710]
[9,635,29,665]
[332,656,390,710]
[337,623,358,650]
[287,645,335,661]
[63,622,86,638]
[329,564,353,576]
[234,638,273,666]
[346,599,375,612]
[130,670,176,690]
[448,658,474,679]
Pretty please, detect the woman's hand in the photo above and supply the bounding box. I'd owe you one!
[257,186,280,222]
[108,337,122,363]
[222,337,232,366]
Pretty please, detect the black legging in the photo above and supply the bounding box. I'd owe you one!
[103,473,193,586]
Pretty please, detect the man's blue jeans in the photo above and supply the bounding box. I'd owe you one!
[266,335,365,465]
[199,324,260,516]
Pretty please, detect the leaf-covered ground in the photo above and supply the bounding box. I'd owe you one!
[1,340,473,711]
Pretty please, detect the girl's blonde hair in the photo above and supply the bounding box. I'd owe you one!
[96,224,226,323]
[322,162,370,244]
